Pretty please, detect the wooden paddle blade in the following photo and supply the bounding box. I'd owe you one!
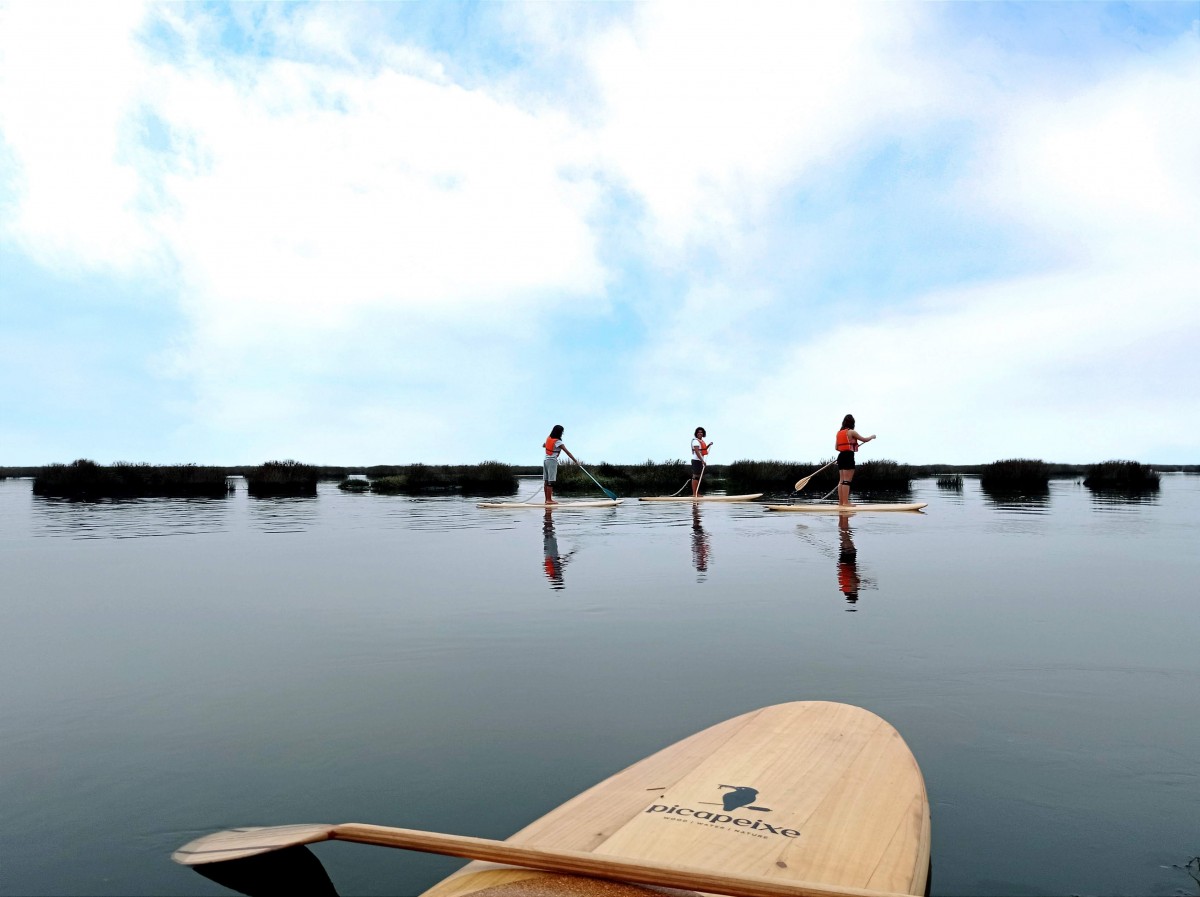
[190,844,338,897]
[173,824,336,865]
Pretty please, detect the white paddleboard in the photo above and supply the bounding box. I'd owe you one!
[639,493,764,502]
[765,502,927,513]
[477,500,623,509]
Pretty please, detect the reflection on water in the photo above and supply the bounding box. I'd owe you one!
[691,505,711,581]
[794,516,877,610]
[247,495,318,533]
[542,511,575,590]
[982,493,1052,513]
[2,477,1200,897]
[1089,491,1161,510]
[32,495,229,540]
[836,516,860,610]
[833,516,878,611]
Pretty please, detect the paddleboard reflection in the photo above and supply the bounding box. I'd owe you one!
[542,512,576,590]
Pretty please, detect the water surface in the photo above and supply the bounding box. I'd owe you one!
[1,475,1197,896]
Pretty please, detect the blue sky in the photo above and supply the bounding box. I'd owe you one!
[1,1,1197,466]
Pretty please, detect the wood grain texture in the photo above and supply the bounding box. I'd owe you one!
[420,702,929,897]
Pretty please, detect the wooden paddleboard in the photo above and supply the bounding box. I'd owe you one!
[765,503,927,514]
[639,493,764,503]
[420,701,930,897]
[477,500,624,509]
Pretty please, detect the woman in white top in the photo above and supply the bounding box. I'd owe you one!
[690,427,713,498]
[543,424,580,504]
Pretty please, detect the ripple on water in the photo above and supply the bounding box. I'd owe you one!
[32,496,230,540]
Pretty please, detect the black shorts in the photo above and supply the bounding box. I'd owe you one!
[837,450,856,470]
[692,459,705,477]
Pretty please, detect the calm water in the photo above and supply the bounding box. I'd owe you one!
[1,475,1197,896]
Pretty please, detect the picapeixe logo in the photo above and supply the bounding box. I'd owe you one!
[644,784,801,838]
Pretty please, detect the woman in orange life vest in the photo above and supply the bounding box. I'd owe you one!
[690,427,714,498]
[835,414,876,507]
[543,424,580,504]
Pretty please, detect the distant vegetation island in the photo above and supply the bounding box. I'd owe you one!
[31,460,229,498]
[6,458,1194,500]
[245,460,318,497]
[1082,460,1160,492]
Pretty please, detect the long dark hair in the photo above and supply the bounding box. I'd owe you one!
[548,425,564,439]
[841,414,855,429]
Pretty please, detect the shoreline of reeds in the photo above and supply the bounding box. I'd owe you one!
[12,457,1196,500]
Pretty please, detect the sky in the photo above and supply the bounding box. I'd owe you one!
[1,1,1197,467]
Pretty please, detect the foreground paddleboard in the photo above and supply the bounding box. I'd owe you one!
[421,700,930,897]
[477,500,623,509]
[639,493,764,502]
[765,502,927,514]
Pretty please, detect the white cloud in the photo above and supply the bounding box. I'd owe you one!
[0,1,158,273]
[581,2,936,254]
[588,19,1200,465]
[970,33,1200,260]
[1,3,1195,464]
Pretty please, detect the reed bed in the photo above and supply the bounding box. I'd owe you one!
[550,460,694,496]
[337,478,371,493]
[1083,460,1160,493]
[246,460,318,497]
[979,458,1050,495]
[368,462,517,495]
[455,461,518,496]
[853,460,915,493]
[936,474,964,490]
[369,464,453,495]
[33,460,229,498]
[725,459,815,495]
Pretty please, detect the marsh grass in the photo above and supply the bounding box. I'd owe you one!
[455,461,518,496]
[854,460,915,494]
[980,458,1051,496]
[1083,460,1160,493]
[369,464,452,495]
[549,460,694,496]
[936,474,964,490]
[368,462,516,495]
[337,478,370,493]
[246,460,318,497]
[725,459,814,495]
[33,459,228,498]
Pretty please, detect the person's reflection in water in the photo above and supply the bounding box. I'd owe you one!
[542,511,574,590]
[836,515,861,610]
[691,504,711,582]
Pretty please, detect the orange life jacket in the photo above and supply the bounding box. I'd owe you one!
[836,429,857,452]
[545,436,560,457]
[694,437,709,457]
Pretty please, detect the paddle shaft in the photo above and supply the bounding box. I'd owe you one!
[794,460,836,492]
[576,462,617,499]
[330,823,914,897]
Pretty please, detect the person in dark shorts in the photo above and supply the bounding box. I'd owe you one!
[835,414,876,506]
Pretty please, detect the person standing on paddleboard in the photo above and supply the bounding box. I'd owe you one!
[836,415,875,507]
[690,427,713,498]
[543,425,580,504]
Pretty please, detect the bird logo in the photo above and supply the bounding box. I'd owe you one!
[715,785,771,813]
